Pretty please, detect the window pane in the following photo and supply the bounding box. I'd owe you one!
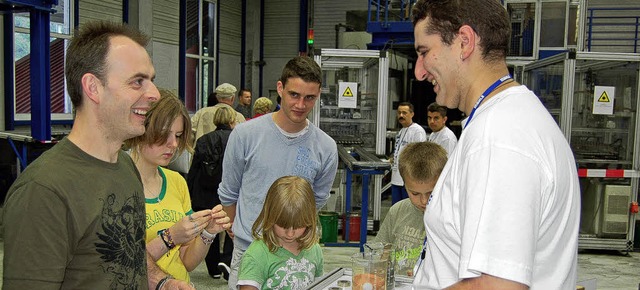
[186,57,200,113]
[201,59,215,103]
[507,2,536,57]
[540,2,566,47]
[202,1,216,57]
[51,0,71,35]
[14,14,29,29]
[14,0,70,35]
[186,0,200,56]
[567,4,578,46]
[14,35,70,114]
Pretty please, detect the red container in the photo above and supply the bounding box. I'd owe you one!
[342,213,361,241]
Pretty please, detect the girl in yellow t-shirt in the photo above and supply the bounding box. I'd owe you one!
[125,90,231,285]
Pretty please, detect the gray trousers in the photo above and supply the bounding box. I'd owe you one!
[227,246,246,290]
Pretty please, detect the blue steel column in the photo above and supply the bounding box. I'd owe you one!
[240,0,246,88]
[179,0,186,101]
[3,16,15,130]
[30,9,52,141]
[122,0,129,23]
[258,0,264,97]
[299,0,308,54]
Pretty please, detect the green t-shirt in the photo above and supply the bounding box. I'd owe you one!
[3,138,148,289]
[373,198,425,277]
[238,240,323,290]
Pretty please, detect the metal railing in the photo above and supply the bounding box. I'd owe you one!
[586,7,640,53]
[368,0,416,25]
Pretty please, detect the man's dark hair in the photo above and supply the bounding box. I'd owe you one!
[279,56,322,87]
[412,0,510,63]
[239,88,252,96]
[427,102,447,116]
[398,102,415,112]
[207,92,218,107]
[65,21,149,109]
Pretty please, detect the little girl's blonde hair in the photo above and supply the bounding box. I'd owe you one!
[252,176,319,253]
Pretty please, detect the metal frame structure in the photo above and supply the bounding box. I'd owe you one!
[523,51,640,252]
[1,0,57,139]
[312,48,389,236]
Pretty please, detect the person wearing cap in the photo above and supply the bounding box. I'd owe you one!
[192,83,247,141]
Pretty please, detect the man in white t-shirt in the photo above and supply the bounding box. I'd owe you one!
[427,102,457,155]
[411,0,580,289]
[390,102,426,204]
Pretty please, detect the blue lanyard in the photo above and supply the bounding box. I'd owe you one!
[414,236,428,274]
[466,74,512,125]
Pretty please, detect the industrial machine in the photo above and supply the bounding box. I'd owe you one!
[311,48,390,232]
[523,51,640,251]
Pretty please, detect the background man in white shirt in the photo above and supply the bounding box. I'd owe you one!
[427,102,457,155]
[390,102,426,204]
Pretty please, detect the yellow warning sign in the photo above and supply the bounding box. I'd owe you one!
[598,91,611,102]
[342,87,353,97]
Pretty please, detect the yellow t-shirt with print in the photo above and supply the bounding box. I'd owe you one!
[145,167,194,282]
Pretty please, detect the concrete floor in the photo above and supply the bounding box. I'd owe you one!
[2,236,636,290]
[0,203,639,289]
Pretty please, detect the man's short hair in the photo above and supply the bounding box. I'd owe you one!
[398,102,415,112]
[279,56,322,87]
[65,21,149,109]
[411,0,510,63]
[399,141,447,183]
[239,88,252,96]
[427,102,447,117]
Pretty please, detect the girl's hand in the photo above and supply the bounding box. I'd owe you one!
[169,210,212,245]
[204,204,231,234]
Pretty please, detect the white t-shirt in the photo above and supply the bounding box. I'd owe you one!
[413,86,580,289]
[428,126,457,156]
[391,123,427,185]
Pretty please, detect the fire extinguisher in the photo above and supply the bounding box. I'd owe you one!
[631,201,639,214]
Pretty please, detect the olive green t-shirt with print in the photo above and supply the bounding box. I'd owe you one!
[3,138,148,289]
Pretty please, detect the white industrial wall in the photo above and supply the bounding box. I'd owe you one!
[218,0,242,88]
[313,0,367,49]
[150,0,179,91]
[586,0,640,53]
[259,0,300,95]
[78,0,122,25]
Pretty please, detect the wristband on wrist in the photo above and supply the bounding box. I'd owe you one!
[156,275,172,290]
[200,229,216,245]
[157,229,175,250]
[201,229,216,239]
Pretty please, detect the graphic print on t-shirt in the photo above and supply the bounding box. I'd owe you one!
[95,192,146,288]
[265,257,316,289]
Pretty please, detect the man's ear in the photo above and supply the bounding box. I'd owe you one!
[276,80,284,97]
[81,73,102,104]
[458,25,477,61]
